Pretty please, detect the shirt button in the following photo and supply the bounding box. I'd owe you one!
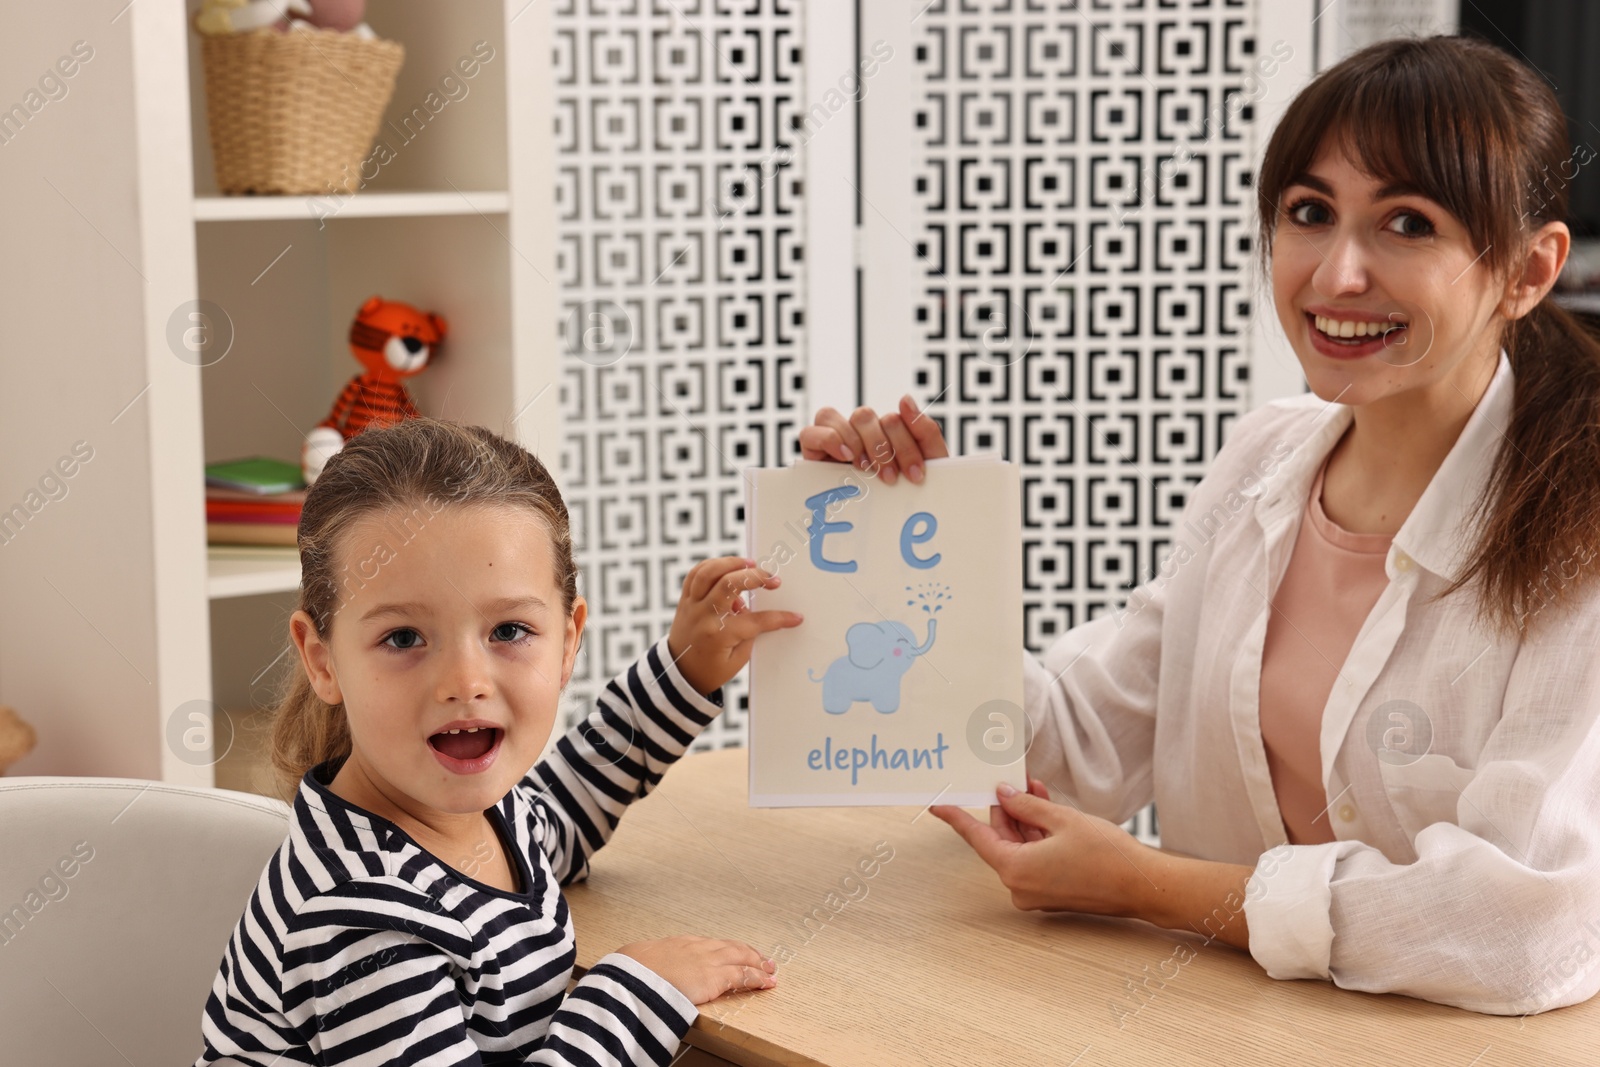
[1337,803,1357,822]
[1394,553,1412,573]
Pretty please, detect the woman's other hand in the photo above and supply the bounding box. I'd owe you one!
[934,778,1256,951]
[797,394,950,485]
[930,778,1151,916]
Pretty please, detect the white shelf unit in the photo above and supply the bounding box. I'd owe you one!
[193,189,512,222]
[207,547,301,600]
[0,1,556,787]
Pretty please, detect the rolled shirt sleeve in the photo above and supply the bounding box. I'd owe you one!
[1244,606,1600,1014]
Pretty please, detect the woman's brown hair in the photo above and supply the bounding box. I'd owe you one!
[1256,34,1600,634]
[266,417,579,801]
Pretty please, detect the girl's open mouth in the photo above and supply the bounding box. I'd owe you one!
[428,726,503,774]
[1305,311,1409,360]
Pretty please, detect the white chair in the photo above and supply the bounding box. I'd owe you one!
[0,777,290,1065]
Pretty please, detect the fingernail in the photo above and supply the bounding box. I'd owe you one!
[882,467,898,485]
[762,958,776,972]
[997,782,1019,798]
[908,464,923,484]
[839,445,854,462]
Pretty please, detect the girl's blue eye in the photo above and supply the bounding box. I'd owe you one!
[493,622,535,644]
[379,623,534,651]
[383,629,422,651]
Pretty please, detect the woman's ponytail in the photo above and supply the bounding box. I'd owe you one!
[1455,298,1600,633]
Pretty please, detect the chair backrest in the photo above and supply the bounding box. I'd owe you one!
[0,776,291,1066]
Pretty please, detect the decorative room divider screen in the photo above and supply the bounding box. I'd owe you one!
[551,0,810,755]
[548,0,1452,843]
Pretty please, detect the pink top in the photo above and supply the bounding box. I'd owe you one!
[1258,458,1394,845]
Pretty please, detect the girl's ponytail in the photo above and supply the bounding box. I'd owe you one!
[267,672,351,802]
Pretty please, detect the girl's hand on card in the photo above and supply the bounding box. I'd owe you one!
[669,556,803,696]
[797,394,951,486]
[617,936,777,1005]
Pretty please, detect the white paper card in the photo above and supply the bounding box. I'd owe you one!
[745,457,1025,807]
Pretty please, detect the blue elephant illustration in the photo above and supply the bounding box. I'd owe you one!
[807,619,938,714]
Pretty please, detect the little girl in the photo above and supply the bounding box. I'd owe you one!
[196,417,802,1066]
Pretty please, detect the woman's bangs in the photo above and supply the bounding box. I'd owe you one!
[1260,46,1509,268]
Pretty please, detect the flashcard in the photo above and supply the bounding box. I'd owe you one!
[745,456,1025,807]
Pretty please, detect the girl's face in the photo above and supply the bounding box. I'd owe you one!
[1271,142,1509,409]
[291,504,585,826]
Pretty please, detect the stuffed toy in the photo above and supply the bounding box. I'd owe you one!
[196,0,310,35]
[301,296,447,485]
[196,0,374,38]
[300,0,366,32]
[0,706,37,776]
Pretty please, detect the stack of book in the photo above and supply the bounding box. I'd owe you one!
[205,457,305,546]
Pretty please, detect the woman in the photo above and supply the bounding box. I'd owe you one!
[799,35,1600,1015]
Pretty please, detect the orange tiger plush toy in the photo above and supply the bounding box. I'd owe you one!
[301,296,447,484]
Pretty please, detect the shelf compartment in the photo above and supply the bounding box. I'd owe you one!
[186,0,511,199]
[208,545,302,599]
[196,213,517,486]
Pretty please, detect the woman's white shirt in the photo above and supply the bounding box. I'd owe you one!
[1023,349,1600,1014]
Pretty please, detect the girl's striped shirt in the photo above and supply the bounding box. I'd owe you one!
[196,636,721,1066]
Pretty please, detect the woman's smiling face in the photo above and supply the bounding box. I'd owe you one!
[1271,141,1510,408]
[291,503,585,823]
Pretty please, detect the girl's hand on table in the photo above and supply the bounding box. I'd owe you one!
[798,394,950,485]
[617,936,777,1005]
[668,556,804,697]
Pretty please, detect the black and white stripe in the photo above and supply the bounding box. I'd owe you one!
[196,636,721,1066]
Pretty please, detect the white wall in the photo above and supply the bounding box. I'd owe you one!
[0,3,208,781]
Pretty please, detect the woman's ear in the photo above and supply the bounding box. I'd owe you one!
[560,596,588,690]
[290,610,343,706]
[1501,219,1571,321]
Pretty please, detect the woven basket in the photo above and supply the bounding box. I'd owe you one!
[200,27,404,196]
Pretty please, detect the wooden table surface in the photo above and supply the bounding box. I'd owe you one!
[565,749,1599,1067]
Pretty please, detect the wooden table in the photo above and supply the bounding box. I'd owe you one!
[566,749,1599,1066]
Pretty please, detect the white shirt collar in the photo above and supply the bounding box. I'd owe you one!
[1396,347,1513,581]
[1263,347,1513,583]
